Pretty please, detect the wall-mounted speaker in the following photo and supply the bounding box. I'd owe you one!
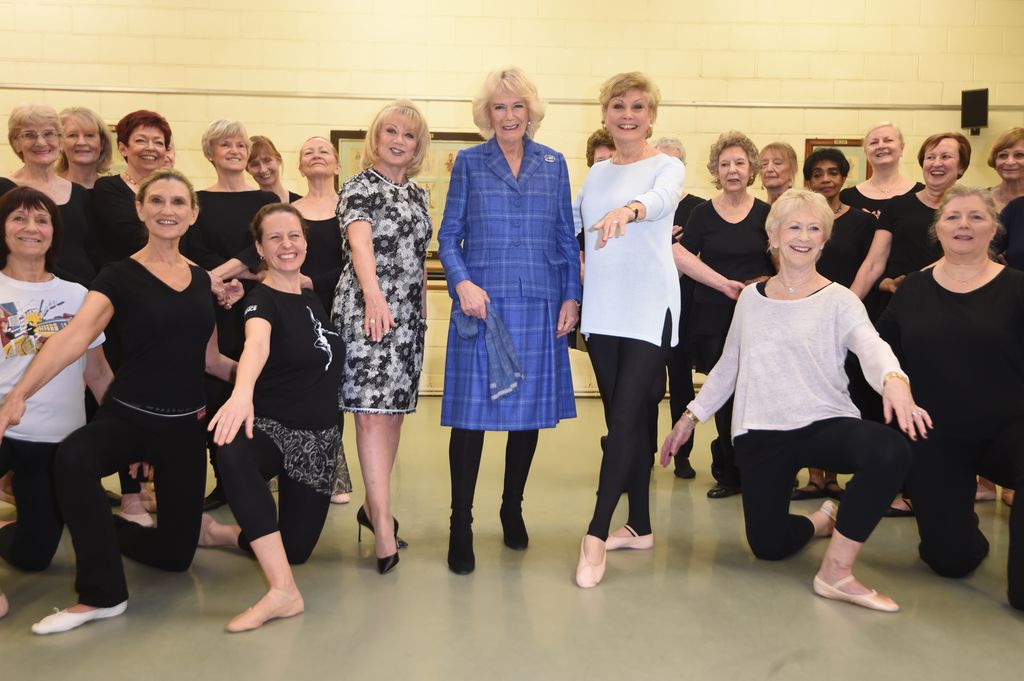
[961,89,989,135]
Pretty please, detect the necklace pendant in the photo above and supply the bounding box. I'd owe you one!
[787,286,796,294]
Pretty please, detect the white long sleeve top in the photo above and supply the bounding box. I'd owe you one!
[573,154,685,347]
[689,283,905,439]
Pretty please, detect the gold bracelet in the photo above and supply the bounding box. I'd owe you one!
[883,371,909,388]
[683,408,699,425]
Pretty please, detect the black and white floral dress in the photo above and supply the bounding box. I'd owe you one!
[332,167,431,414]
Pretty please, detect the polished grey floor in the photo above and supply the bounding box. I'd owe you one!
[1,396,1021,680]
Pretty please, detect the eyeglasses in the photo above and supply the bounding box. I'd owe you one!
[16,130,61,143]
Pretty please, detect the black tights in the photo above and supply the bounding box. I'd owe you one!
[907,418,1024,610]
[734,418,910,561]
[55,402,207,608]
[0,438,62,571]
[218,428,330,565]
[586,315,671,540]
[448,428,539,519]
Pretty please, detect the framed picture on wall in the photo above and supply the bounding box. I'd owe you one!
[330,130,483,282]
[804,138,870,190]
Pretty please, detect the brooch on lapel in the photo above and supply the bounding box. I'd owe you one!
[543,154,556,163]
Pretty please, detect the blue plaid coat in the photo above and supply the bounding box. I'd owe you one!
[439,136,582,304]
[438,136,581,430]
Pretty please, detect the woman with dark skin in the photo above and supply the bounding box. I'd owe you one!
[792,148,882,500]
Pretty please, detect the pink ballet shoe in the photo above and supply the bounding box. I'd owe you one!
[605,525,654,551]
[226,589,304,633]
[575,536,606,588]
[813,574,899,613]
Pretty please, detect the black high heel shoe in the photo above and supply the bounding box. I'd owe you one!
[377,552,399,575]
[499,505,528,551]
[355,506,409,549]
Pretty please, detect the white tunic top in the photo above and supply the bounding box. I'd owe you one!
[574,154,685,347]
[690,283,905,439]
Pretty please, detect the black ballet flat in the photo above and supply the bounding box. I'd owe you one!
[791,481,826,500]
[356,505,408,549]
[707,485,741,499]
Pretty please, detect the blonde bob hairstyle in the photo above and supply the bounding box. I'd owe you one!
[928,185,1004,257]
[598,72,660,137]
[7,103,62,161]
[57,107,113,174]
[765,188,835,256]
[988,127,1024,169]
[201,119,249,161]
[471,68,546,139]
[362,100,431,178]
[707,130,760,189]
[862,121,905,150]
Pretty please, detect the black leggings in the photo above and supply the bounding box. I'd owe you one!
[218,428,331,565]
[906,417,1024,610]
[55,401,207,608]
[449,428,539,517]
[692,332,740,487]
[0,438,63,571]
[733,418,910,560]
[586,315,671,540]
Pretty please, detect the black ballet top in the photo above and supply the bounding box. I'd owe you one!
[300,216,344,313]
[91,258,215,413]
[877,267,1024,431]
[877,191,942,279]
[243,285,344,430]
[818,207,879,288]
[840,182,924,217]
[0,177,96,284]
[91,174,147,266]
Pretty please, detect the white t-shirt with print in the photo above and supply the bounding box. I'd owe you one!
[0,272,104,442]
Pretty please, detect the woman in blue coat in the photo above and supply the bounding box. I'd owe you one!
[439,68,581,575]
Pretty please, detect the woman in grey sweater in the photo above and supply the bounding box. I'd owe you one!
[662,189,930,613]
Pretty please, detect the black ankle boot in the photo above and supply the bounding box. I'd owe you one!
[448,513,475,575]
[499,505,529,550]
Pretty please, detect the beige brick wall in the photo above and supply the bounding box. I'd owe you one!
[2,0,1023,395]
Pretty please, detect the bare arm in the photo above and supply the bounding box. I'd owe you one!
[0,291,113,441]
[850,230,892,299]
[204,327,237,383]
[672,243,745,300]
[208,318,271,445]
[84,345,114,403]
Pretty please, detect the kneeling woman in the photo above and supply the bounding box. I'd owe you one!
[203,204,344,632]
[0,169,236,634]
[663,189,929,612]
[0,188,111,592]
